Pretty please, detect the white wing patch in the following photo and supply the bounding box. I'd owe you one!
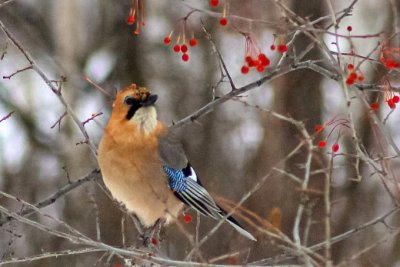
[188,166,198,182]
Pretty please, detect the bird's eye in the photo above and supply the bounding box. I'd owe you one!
[124,96,134,105]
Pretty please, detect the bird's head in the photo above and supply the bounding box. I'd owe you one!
[111,84,159,133]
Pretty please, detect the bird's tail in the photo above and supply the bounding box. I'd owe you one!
[223,212,257,241]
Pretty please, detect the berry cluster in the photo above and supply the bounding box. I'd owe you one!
[241,34,270,74]
[370,79,400,111]
[163,12,199,63]
[314,117,349,154]
[380,45,400,69]
[345,63,364,85]
[242,54,270,74]
[317,139,340,153]
[381,57,399,69]
[270,35,288,54]
[164,32,198,62]
[270,43,288,53]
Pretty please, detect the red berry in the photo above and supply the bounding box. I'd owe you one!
[332,143,339,153]
[173,44,180,53]
[245,56,253,63]
[127,15,135,25]
[182,53,189,62]
[210,0,219,7]
[278,44,288,53]
[370,102,379,111]
[219,17,228,26]
[347,64,354,70]
[183,214,192,223]
[257,65,265,72]
[164,36,171,45]
[387,98,396,109]
[393,95,400,103]
[270,44,276,50]
[358,75,364,82]
[241,65,249,74]
[348,72,357,80]
[319,140,326,148]
[314,124,323,133]
[181,44,188,53]
[346,78,355,85]
[189,38,197,47]
[347,26,352,32]
[151,238,157,246]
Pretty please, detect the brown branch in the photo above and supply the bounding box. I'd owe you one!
[171,60,339,129]
[0,41,7,60]
[50,111,67,131]
[0,110,14,124]
[82,112,103,126]
[324,31,382,39]
[201,22,236,90]
[84,75,113,99]
[2,66,32,79]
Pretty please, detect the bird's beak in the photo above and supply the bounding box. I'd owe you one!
[141,94,158,106]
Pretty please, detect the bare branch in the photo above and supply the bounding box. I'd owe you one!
[2,66,32,79]
[0,110,14,124]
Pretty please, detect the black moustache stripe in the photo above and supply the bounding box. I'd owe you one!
[126,102,142,120]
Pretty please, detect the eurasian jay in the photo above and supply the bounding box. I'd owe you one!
[98,84,256,241]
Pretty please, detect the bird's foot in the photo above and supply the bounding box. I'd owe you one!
[140,218,165,248]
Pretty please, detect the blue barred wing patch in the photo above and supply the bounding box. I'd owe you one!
[164,166,187,192]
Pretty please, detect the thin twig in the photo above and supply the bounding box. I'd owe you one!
[201,21,236,90]
[0,110,14,124]
[2,66,32,79]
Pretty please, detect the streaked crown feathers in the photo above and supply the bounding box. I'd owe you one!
[113,84,150,107]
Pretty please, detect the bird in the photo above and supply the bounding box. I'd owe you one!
[98,84,256,241]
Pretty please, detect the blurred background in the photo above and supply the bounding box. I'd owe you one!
[0,0,400,266]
